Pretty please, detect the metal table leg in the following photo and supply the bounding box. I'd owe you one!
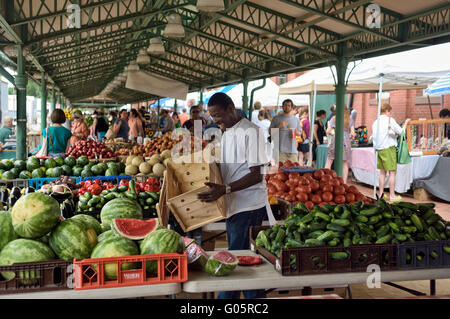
[430,280,436,296]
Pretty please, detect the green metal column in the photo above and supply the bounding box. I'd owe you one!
[174,99,178,113]
[15,45,28,160]
[50,88,55,114]
[40,72,47,131]
[334,57,348,177]
[242,79,249,115]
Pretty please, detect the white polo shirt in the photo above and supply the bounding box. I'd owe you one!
[220,118,269,218]
[372,114,405,150]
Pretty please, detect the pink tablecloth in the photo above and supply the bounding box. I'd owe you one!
[351,147,376,171]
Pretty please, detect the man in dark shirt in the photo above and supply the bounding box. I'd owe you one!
[114,109,130,139]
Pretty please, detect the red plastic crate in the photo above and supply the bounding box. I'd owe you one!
[73,252,188,290]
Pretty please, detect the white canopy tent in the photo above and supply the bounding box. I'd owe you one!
[279,42,450,197]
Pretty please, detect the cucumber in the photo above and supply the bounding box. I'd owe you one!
[328,238,340,247]
[330,252,349,260]
[444,246,450,254]
[304,239,325,247]
[367,215,382,225]
[316,230,335,242]
[355,215,368,223]
[376,225,390,238]
[430,251,439,260]
[375,234,392,244]
[307,221,328,232]
[401,226,417,234]
[274,228,286,243]
[327,223,346,232]
[426,214,441,225]
[394,234,407,242]
[427,226,440,241]
[411,214,424,232]
[340,208,351,219]
[360,207,379,217]
[388,221,400,233]
[331,219,350,227]
[307,230,325,239]
[382,211,393,219]
[397,201,419,211]
[298,212,315,224]
[315,211,331,222]
[287,239,303,247]
[343,238,352,247]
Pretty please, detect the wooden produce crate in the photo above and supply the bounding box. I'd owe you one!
[165,161,226,233]
[156,171,170,228]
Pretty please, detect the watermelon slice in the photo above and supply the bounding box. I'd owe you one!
[112,218,159,240]
[186,243,209,270]
[182,236,196,248]
[204,251,238,276]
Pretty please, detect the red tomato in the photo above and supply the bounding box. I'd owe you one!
[334,185,346,195]
[310,181,320,192]
[305,201,315,210]
[320,174,332,183]
[289,189,296,196]
[300,177,311,186]
[275,173,288,182]
[335,195,346,204]
[321,184,334,193]
[289,172,300,180]
[311,194,322,204]
[329,179,340,187]
[313,170,324,180]
[337,177,344,185]
[345,193,356,203]
[330,170,338,178]
[355,193,365,202]
[302,185,312,194]
[303,172,313,179]
[348,185,359,194]
[343,184,350,192]
[267,184,277,194]
[321,191,333,203]
[296,193,308,203]
[285,180,294,189]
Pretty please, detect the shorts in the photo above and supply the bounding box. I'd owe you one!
[278,153,299,163]
[377,146,397,171]
[297,143,309,153]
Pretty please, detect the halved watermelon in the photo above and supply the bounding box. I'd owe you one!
[112,218,159,240]
[186,243,209,270]
[205,251,238,276]
[182,236,196,248]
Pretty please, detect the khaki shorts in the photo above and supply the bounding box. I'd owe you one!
[377,146,397,171]
[278,153,299,163]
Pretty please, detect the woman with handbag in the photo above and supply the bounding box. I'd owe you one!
[38,109,72,157]
[372,103,411,202]
[325,108,355,184]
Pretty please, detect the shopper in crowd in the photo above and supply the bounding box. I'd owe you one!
[128,109,144,141]
[160,109,175,134]
[108,111,117,125]
[312,110,327,167]
[251,101,262,125]
[326,104,336,129]
[41,109,72,156]
[439,108,450,139]
[70,110,89,145]
[179,108,189,126]
[93,110,109,142]
[198,92,269,299]
[138,108,147,129]
[182,105,206,134]
[0,117,13,144]
[269,99,303,163]
[172,112,181,129]
[325,107,355,184]
[297,109,310,166]
[349,105,358,124]
[114,109,130,139]
[257,109,272,161]
[372,103,411,202]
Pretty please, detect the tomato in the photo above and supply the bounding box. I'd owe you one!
[267,184,276,194]
[311,194,322,204]
[289,172,300,180]
[289,189,296,196]
[330,170,338,178]
[305,201,314,210]
[310,181,320,192]
[296,193,308,203]
[345,193,356,202]
[337,177,344,185]
[303,172,313,179]
[335,195,346,204]
[302,185,312,194]
[321,191,333,203]
[320,174,332,183]
[119,179,129,187]
[88,184,102,196]
[94,179,102,185]
[319,202,327,207]
[348,185,359,194]
[329,179,340,187]
[334,185,346,195]
[313,170,324,180]
[321,184,334,193]
[343,184,349,192]
[355,194,365,202]
[285,180,294,189]
[300,177,311,186]
[275,173,288,182]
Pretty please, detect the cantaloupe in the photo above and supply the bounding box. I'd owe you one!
[139,162,152,174]
[126,156,136,165]
[160,150,172,160]
[131,156,144,167]
[125,165,139,175]
[148,156,161,166]
[152,163,165,176]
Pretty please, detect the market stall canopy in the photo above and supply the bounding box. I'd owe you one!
[425,72,450,96]
[279,43,450,95]
[0,1,449,104]
[126,70,188,100]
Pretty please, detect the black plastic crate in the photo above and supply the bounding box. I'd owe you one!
[397,240,450,270]
[250,226,397,276]
[0,179,28,189]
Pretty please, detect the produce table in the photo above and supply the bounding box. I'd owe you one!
[350,147,440,193]
[182,250,450,296]
[0,282,181,299]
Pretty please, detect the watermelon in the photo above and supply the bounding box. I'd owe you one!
[100,198,143,231]
[64,156,77,168]
[81,168,92,178]
[205,251,238,276]
[71,214,103,235]
[44,158,57,169]
[31,168,44,178]
[77,156,89,167]
[54,156,65,167]
[19,170,32,179]
[186,243,209,270]
[112,218,158,240]
[91,164,104,176]
[49,219,93,260]
[0,239,55,282]
[72,166,83,177]
[11,192,61,239]
[14,160,27,172]
[182,236,195,248]
[2,170,15,180]
[0,211,18,251]
[105,168,117,176]
[90,236,140,280]
[2,159,14,170]
[140,228,185,274]
[97,230,117,242]
[61,165,73,176]
[45,167,54,177]
[26,157,41,171]
[53,167,63,177]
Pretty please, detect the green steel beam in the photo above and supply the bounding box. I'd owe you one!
[0,64,15,86]
[15,44,27,160]
[40,72,47,131]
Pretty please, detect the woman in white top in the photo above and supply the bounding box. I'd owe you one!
[257,110,272,161]
[372,103,410,202]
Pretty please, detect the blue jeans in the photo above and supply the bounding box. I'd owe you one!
[217,206,267,299]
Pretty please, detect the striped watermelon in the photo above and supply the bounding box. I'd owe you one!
[90,236,140,280]
[49,219,93,260]
[0,211,18,251]
[97,230,117,243]
[0,239,55,282]
[205,251,238,276]
[140,228,185,275]
[100,198,143,231]
[71,214,103,235]
[11,192,61,239]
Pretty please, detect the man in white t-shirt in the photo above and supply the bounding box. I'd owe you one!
[198,92,269,299]
[251,101,262,125]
